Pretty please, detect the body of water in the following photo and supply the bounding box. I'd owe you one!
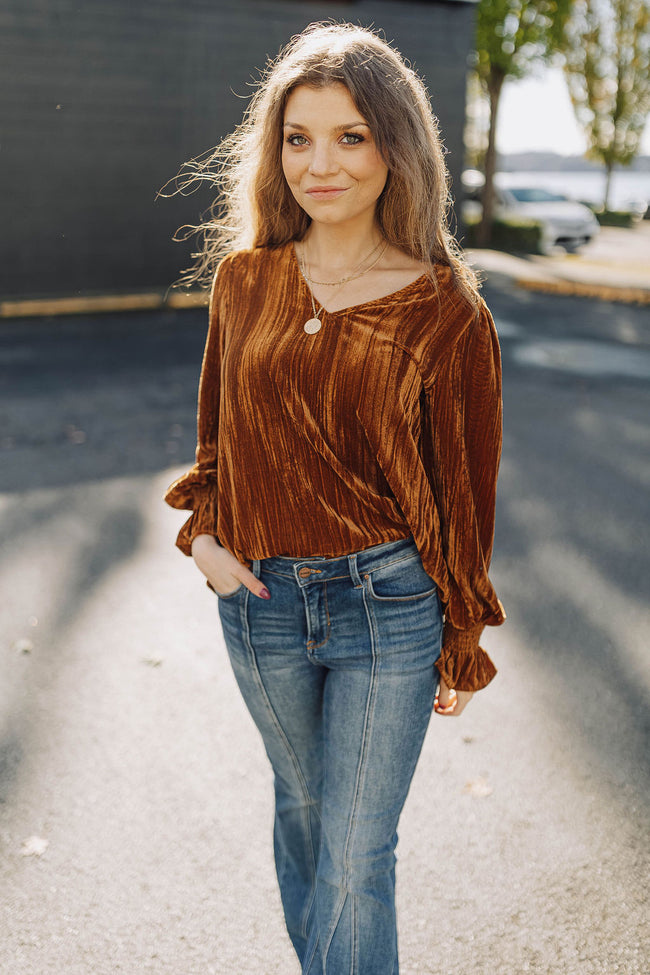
[496,170,650,210]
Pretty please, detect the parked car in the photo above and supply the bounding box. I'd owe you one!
[463,181,600,255]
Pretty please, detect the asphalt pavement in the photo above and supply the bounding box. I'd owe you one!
[1,269,649,974]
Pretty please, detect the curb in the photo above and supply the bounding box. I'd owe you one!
[467,242,650,307]
[0,290,208,319]
[514,277,650,306]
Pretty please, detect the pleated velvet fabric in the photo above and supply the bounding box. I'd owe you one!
[164,242,506,692]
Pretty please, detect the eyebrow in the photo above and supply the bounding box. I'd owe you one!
[283,121,370,131]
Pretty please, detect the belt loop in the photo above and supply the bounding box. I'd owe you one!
[348,552,363,587]
[251,558,261,579]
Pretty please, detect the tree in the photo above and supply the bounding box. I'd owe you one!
[563,0,650,210]
[474,0,574,245]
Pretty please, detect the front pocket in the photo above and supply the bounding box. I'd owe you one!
[365,554,437,602]
[215,581,245,599]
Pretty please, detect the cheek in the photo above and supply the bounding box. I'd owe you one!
[357,151,388,193]
[281,149,290,182]
[375,165,389,194]
[281,149,301,188]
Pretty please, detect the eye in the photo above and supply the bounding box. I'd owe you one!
[341,132,365,145]
[285,133,309,147]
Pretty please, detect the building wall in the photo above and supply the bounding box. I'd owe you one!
[0,0,475,298]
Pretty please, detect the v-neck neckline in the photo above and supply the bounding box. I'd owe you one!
[288,242,431,316]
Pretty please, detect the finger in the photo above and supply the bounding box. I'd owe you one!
[238,568,271,600]
[434,687,457,715]
[440,691,473,717]
[434,702,457,715]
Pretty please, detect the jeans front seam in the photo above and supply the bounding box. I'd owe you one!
[322,890,348,974]
[298,804,319,942]
[303,932,320,974]
[321,581,379,970]
[238,588,319,938]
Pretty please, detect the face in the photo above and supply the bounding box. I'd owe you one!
[282,83,389,230]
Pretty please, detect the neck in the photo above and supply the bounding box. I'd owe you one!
[301,219,384,273]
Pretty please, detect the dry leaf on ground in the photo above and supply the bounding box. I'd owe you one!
[463,776,493,798]
[21,835,49,857]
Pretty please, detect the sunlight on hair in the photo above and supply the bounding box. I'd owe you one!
[158,20,480,311]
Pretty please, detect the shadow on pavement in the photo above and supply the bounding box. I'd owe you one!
[0,307,207,494]
[2,292,649,819]
[488,283,650,808]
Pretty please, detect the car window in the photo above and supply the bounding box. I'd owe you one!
[507,188,568,203]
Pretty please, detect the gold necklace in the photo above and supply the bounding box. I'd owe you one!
[300,239,386,286]
[299,241,388,335]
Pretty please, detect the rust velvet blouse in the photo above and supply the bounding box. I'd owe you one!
[164,242,506,692]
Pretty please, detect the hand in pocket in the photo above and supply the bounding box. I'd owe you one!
[191,535,270,599]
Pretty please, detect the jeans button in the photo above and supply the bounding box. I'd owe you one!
[298,566,312,578]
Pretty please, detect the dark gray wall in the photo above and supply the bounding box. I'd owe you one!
[0,0,475,298]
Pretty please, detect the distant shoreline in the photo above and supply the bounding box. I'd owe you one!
[498,151,650,174]
[492,169,650,209]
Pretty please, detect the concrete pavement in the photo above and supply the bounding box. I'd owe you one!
[1,276,649,974]
[467,221,650,305]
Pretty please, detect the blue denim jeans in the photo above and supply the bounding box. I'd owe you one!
[217,535,443,975]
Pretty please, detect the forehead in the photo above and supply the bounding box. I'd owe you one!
[283,82,364,121]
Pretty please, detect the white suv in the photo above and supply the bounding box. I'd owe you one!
[463,183,600,255]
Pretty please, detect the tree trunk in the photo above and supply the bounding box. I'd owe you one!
[477,70,505,248]
[603,162,614,212]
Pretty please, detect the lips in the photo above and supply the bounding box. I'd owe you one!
[305,186,348,200]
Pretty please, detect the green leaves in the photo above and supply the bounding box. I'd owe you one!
[476,0,574,87]
[564,0,650,178]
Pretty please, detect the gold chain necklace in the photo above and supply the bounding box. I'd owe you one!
[300,238,385,286]
[298,240,388,335]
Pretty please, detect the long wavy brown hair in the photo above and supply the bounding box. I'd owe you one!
[162,21,480,307]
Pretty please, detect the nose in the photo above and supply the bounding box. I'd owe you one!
[308,140,338,177]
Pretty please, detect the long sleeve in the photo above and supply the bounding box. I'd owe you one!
[422,301,505,691]
[164,265,225,556]
[162,244,505,691]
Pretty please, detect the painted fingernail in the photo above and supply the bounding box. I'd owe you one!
[435,701,454,713]
[259,587,271,600]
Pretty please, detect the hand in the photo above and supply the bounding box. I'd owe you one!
[434,676,473,717]
[190,534,271,600]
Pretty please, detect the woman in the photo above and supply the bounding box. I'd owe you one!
[164,21,505,975]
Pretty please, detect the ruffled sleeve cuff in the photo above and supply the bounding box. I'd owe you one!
[435,620,498,693]
[164,473,219,557]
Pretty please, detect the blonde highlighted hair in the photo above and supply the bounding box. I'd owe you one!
[163,21,480,307]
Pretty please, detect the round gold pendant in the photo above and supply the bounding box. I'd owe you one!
[304,318,322,335]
